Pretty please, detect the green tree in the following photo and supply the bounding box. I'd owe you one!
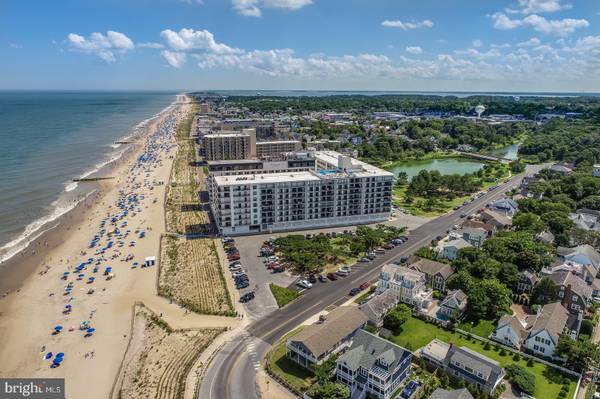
[383,304,411,334]
[395,171,409,187]
[555,336,600,372]
[513,212,546,234]
[307,382,350,399]
[531,277,558,305]
[505,364,536,395]
[314,356,336,383]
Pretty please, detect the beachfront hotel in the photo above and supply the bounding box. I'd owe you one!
[208,151,394,235]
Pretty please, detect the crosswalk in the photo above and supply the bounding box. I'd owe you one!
[241,332,262,371]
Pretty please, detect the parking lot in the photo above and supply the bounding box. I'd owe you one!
[221,213,430,320]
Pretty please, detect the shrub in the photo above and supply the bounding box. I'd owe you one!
[505,363,536,395]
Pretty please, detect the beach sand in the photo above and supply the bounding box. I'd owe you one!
[0,94,238,399]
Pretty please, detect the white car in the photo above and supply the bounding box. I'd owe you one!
[296,279,313,289]
[232,270,247,278]
[336,266,351,276]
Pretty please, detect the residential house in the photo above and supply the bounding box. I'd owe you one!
[336,329,412,399]
[480,210,513,230]
[359,289,399,328]
[377,264,433,310]
[430,388,474,399]
[490,198,519,217]
[461,220,496,236]
[557,244,600,269]
[522,302,581,358]
[536,230,555,244]
[516,270,539,294]
[439,238,472,261]
[286,306,368,370]
[438,290,468,319]
[549,163,574,176]
[420,339,506,394]
[491,314,530,349]
[407,256,454,292]
[544,269,593,313]
[570,209,600,232]
[594,164,600,178]
[458,227,488,248]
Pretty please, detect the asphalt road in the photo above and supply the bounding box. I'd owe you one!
[199,165,545,399]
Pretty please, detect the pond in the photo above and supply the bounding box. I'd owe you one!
[488,143,520,160]
[388,157,485,180]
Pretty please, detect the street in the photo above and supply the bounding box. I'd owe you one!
[199,164,545,399]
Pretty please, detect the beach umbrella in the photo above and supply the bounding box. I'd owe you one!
[53,358,63,364]
[45,352,53,359]
[86,328,95,333]
[63,272,70,276]
[65,304,72,309]
[54,325,63,332]
[55,352,64,358]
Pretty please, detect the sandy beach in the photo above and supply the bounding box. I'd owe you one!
[0,94,237,399]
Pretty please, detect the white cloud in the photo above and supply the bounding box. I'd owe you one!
[138,42,165,49]
[515,0,572,14]
[9,43,22,49]
[454,48,502,59]
[491,12,588,36]
[381,19,434,30]
[161,50,187,68]
[179,0,204,4]
[66,30,134,63]
[472,39,483,48]
[232,0,312,17]
[160,28,243,54]
[405,46,423,54]
[490,43,512,49]
[517,37,541,47]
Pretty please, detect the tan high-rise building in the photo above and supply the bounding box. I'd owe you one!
[203,128,257,161]
[256,140,302,159]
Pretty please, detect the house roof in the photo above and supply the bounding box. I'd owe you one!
[337,329,411,372]
[519,270,539,285]
[288,306,368,358]
[359,289,398,322]
[461,220,495,233]
[557,244,600,268]
[407,256,454,279]
[496,314,529,342]
[446,345,505,384]
[381,264,425,283]
[441,290,467,308]
[442,238,472,250]
[481,210,513,226]
[430,388,475,399]
[528,302,569,344]
[547,270,593,300]
[492,198,519,211]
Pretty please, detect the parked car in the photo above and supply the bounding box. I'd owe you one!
[349,288,361,296]
[229,265,242,272]
[336,266,351,276]
[308,274,317,284]
[296,279,313,289]
[374,248,386,254]
[222,237,234,244]
[366,252,376,260]
[327,273,338,281]
[358,257,370,262]
[229,261,242,267]
[383,243,395,250]
[359,282,370,290]
[236,282,249,289]
[271,265,285,273]
[231,271,246,278]
[239,292,255,303]
[400,380,419,399]
[318,275,327,283]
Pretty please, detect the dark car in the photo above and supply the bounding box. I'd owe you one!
[401,380,419,399]
[349,288,361,296]
[236,282,249,289]
[239,292,255,303]
[318,275,327,283]
[308,274,317,284]
[327,273,338,281]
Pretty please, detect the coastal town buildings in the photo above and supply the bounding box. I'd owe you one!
[420,339,506,394]
[377,264,433,310]
[255,140,302,158]
[203,129,257,161]
[286,306,368,370]
[336,330,412,399]
[208,151,393,235]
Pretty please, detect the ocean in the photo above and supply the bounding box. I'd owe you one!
[0,91,176,264]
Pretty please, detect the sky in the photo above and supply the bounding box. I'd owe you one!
[1,0,600,92]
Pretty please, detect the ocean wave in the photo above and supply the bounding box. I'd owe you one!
[0,190,97,265]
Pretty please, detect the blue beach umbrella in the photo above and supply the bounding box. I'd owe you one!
[86,328,95,333]
[55,352,64,358]
[45,352,53,359]
[54,325,63,331]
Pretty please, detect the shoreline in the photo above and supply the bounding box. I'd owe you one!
[0,94,199,399]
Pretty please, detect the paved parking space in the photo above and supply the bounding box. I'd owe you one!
[225,213,431,320]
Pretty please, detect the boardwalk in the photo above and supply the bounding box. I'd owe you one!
[455,151,512,163]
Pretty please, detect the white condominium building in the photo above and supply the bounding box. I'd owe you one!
[208,151,394,235]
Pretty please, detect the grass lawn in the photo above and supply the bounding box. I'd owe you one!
[269,283,302,308]
[389,317,576,399]
[392,186,471,217]
[458,318,496,338]
[266,328,315,392]
[354,286,376,303]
